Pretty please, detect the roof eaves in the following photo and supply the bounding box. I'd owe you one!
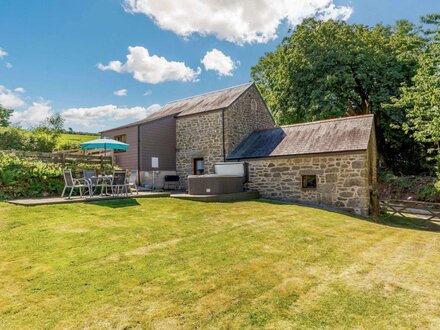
[175,82,255,118]
[247,114,374,133]
[175,107,226,118]
[166,82,253,105]
[226,148,368,160]
[280,114,374,129]
[100,121,140,133]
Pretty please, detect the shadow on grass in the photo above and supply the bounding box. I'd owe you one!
[247,199,440,233]
[89,198,140,208]
[379,214,440,232]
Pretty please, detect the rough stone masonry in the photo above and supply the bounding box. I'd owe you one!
[245,152,372,215]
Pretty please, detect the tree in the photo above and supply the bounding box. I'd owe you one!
[251,18,426,174]
[34,113,65,137]
[0,105,13,127]
[31,113,65,152]
[45,113,65,134]
[390,14,440,177]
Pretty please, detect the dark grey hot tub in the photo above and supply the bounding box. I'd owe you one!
[188,175,245,195]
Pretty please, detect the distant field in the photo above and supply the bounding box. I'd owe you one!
[57,133,99,147]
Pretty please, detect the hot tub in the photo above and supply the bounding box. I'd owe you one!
[188,174,245,195]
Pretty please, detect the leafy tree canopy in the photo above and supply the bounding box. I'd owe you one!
[251,18,428,174]
[390,14,440,177]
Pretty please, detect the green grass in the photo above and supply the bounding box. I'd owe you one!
[57,133,99,147]
[1,199,439,329]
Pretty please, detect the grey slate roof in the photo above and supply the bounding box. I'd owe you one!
[174,82,253,117]
[101,82,253,132]
[227,115,374,160]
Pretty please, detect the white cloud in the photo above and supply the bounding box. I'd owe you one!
[0,85,26,108]
[1,81,163,132]
[62,103,162,131]
[0,48,7,58]
[143,90,152,96]
[10,100,53,127]
[14,87,25,93]
[5,62,12,69]
[114,89,128,96]
[201,49,236,76]
[98,46,201,84]
[97,60,124,72]
[123,0,352,44]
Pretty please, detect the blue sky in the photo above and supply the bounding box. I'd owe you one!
[0,0,438,132]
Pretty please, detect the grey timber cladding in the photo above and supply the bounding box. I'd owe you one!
[139,116,176,171]
[102,125,138,170]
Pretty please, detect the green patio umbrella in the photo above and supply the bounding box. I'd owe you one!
[80,137,129,155]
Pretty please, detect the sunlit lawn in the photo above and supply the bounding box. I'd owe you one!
[1,198,439,329]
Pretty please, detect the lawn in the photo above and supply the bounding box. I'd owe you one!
[1,198,439,329]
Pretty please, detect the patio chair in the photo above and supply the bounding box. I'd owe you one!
[110,170,129,196]
[61,169,90,199]
[83,169,98,197]
[127,170,138,195]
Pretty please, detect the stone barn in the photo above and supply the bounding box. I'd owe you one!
[103,82,377,216]
[226,115,377,215]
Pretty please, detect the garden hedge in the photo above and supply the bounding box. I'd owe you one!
[0,152,114,199]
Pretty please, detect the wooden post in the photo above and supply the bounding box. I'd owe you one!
[372,189,381,221]
[370,182,381,221]
[61,153,65,169]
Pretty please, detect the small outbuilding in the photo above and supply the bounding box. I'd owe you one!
[227,115,377,215]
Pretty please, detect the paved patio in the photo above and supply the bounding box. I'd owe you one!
[7,191,171,206]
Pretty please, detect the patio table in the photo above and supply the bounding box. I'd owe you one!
[84,175,113,196]
[86,173,132,197]
[98,175,113,195]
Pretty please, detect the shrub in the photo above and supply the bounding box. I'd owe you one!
[0,127,57,152]
[0,153,63,199]
[379,169,440,202]
[0,152,114,199]
[56,141,80,151]
[418,183,440,202]
[378,171,413,194]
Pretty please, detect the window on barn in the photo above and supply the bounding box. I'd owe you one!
[302,175,317,189]
[114,134,127,153]
[193,158,204,175]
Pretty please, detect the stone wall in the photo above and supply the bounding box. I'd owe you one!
[176,111,224,189]
[245,151,371,215]
[224,85,275,155]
